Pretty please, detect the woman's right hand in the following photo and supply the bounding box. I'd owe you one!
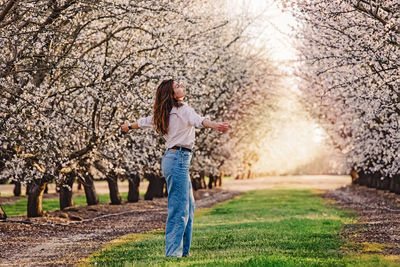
[121,124,130,133]
[121,120,130,133]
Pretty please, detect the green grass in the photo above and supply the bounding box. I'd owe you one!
[86,189,400,267]
[2,192,144,217]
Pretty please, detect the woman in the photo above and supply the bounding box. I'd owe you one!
[121,79,229,258]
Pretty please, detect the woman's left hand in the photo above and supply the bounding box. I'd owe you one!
[214,122,230,133]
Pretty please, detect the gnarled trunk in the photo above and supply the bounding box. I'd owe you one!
[200,171,206,189]
[128,174,140,202]
[154,176,165,198]
[107,171,121,205]
[77,179,82,190]
[213,174,218,187]
[163,179,168,197]
[27,181,48,217]
[357,170,367,186]
[217,173,222,187]
[208,174,214,189]
[191,176,200,191]
[376,177,390,190]
[350,169,359,184]
[368,172,379,188]
[26,181,32,195]
[81,173,99,206]
[13,182,21,196]
[389,175,400,194]
[247,170,252,179]
[59,173,75,210]
[144,173,154,200]
[0,204,6,220]
[192,171,206,190]
[144,173,164,200]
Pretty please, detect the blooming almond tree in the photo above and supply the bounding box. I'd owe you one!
[0,0,282,217]
[281,0,400,189]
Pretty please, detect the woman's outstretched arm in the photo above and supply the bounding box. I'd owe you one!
[122,115,154,133]
[202,118,229,133]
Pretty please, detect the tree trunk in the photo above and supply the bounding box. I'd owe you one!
[350,169,359,184]
[26,181,32,195]
[0,205,6,220]
[358,170,367,186]
[13,182,21,196]
[191,177,198,191]
[59,173,75,210]
[107,171,122,205]
[82,174,99,205]
[144,173,164,200]
[208,174,214,189]
[164,179,168,197]
[390,175,400,194]
[128,174,140,202]
[77,179,82,190]
[217,173,222,187]
[370,172,379,188]
[200,171,206,189]
[247,170,251,179]
[389,176,395,193]
[154,175,165,198]
[144,173,154,200]
[27,181,48,217]
[376,177,390,190]
[44,184,49,194]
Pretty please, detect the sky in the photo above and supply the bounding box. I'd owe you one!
[225,0,298,62]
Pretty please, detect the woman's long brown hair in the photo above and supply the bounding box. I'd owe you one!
[153,79,183,135]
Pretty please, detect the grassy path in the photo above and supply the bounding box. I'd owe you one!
[85,189,399,266]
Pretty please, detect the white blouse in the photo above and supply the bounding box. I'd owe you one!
[137,102,206,149]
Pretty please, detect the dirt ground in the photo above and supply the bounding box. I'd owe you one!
[323,184,400,257]
[1,175,399,266]
[0,188,240,267]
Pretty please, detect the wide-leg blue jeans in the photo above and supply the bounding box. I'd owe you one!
[161,148,195,257]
